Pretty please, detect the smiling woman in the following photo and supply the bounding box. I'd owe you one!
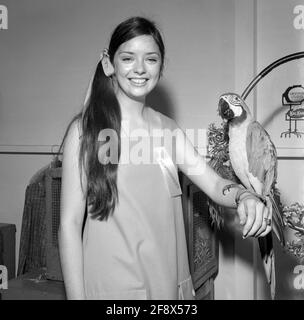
[58,16,271,301]
[58,17,198,301]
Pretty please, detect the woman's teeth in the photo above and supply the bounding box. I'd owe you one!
[130,78,147,85]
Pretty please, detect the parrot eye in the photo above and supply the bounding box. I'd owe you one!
[232,95,242,105]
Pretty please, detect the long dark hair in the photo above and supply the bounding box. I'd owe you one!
[72,17,166,221]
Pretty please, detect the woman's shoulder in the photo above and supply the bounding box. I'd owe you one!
[62,114,82,150]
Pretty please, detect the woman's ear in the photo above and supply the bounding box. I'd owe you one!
[101,55,115,77]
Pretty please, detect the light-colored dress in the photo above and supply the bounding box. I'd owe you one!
[83,107,195,300]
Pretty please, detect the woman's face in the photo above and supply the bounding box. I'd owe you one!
[112,35,162,104]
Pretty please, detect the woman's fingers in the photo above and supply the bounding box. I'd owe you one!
[258,225,272,237]
[245,200,265,237]
[236,201,247,226]
[238,198,271,238]
[258,206,273,237]
[242,199,257,237]
[254,205,269,237]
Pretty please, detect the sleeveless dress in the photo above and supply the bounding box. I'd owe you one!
[82,107,195,300]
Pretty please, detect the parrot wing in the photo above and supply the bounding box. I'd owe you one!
[246,121,285,244]
[246,121,277,196]
[246,121,285,299]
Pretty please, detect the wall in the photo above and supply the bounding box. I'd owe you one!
[0,0,235,146]
[255,0,304,300]
[218,0,304,300]
[212,0,257,300]
[0,0,236,296]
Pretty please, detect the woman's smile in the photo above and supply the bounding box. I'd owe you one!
[129,77,149,86]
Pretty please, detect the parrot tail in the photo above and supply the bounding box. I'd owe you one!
[258,235,276,299]
[269,192,285,247]
[259,193,285,300]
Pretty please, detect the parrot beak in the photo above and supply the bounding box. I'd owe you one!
[218,98,234,121]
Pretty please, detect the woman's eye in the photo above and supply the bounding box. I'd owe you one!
[147,58,158,63]
[121,56,133,62]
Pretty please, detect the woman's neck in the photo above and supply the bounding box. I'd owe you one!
[117,96,146,122]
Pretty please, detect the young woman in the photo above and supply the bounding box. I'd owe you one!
[58,16,271,300]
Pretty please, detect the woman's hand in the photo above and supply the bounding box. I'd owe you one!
[237,197,272,239]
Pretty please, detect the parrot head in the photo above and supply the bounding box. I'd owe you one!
[218,93,250,123]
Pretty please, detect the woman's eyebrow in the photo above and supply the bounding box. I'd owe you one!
[118,51,160,55]
[146,52,160,55]
[118,51,134,54]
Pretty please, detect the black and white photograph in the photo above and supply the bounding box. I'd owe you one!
[0,0,304,305]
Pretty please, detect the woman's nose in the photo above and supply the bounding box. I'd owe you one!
[134,59,146,74]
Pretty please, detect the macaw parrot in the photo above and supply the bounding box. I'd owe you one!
[218,92,285,299]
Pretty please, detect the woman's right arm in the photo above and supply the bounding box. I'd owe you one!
[58,120,87,300]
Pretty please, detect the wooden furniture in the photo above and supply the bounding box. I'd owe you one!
[0,163,66,300]
[180,173,219,300]
[0,223,16,281]
[45,167,63,281]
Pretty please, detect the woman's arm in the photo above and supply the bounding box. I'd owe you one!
[174,125,270,238]
[58,120,87,299]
